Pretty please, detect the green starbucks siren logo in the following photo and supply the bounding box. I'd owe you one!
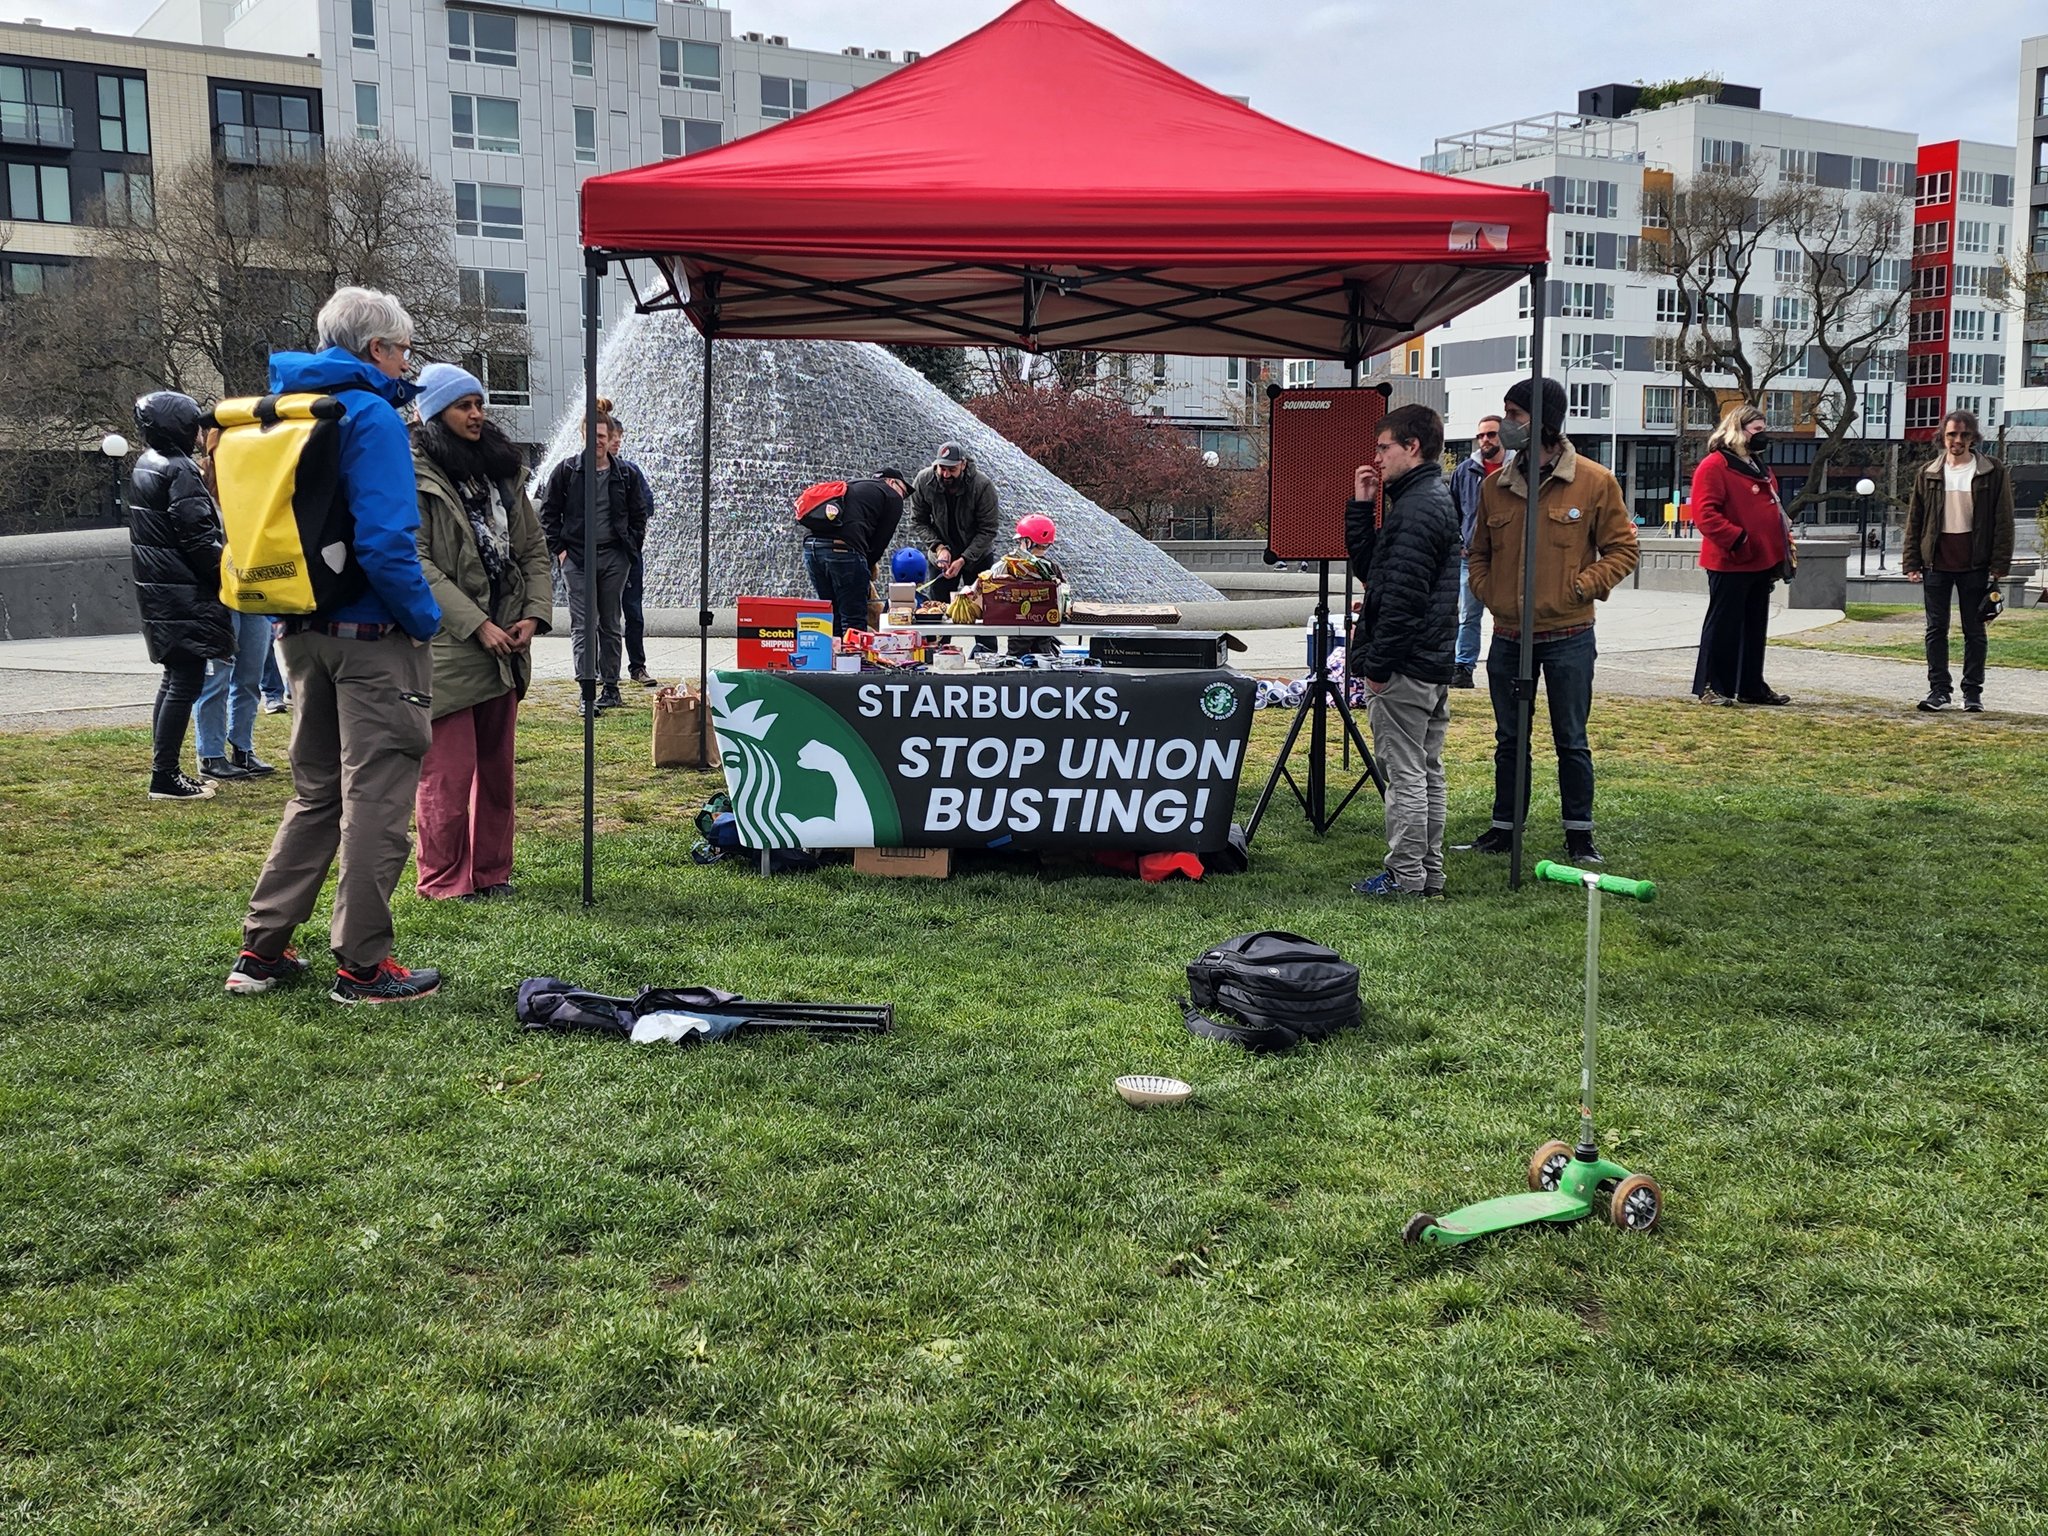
[709,673,904,848]
[1199,681,1238,721]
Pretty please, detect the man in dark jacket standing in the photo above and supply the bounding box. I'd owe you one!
[907,442,1001,599]
[128,391,236,802]
[1350,404,1461,900]
[1445,414,1503,687]
[1903,408,2014,712]
[539,406,651,713]
[801,470,910,635]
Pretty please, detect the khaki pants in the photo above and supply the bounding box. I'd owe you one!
[243,629,433,972]
[1366,671,1451,892]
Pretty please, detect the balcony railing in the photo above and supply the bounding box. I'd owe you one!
[214,124,322,167]
[0,102,75,150]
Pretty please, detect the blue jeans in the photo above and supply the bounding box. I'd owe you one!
[804,540,871,636]
[195,610,271,758]
[1486,627,1596,833]
[1455,558,1484,669]
[261,638,287,705]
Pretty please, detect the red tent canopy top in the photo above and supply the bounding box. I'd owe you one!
[580,0,1548,360]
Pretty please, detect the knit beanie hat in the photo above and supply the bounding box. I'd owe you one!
[415,362,486,424]
[1503,375,1568,431]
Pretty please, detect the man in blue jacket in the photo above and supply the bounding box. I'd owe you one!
[227,287,445,1005]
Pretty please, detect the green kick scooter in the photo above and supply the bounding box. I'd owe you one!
[1402,860,1663,1248]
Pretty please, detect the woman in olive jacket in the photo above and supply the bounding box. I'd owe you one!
[409,364,554,900]
[129,391,237,800]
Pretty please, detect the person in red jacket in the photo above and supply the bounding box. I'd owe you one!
[1688,404,1791,706]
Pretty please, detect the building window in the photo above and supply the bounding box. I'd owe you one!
[1568,381,1609,419]
[571,24,594,78]
[1953,394,1982,420]
[1653,337,1679,374]
[1908,310,1946,344]
[1701,138,1746,173]
[1560,333,1595,369]
[1914,170,1951,208]
[0,65,69,150]
[2027,341,2048,390]
[760,76,807,120]
[1905,395,1944,431]
[215,88,317,165]
[1514,335,1529,372]
[1777,147,1813,186]
[1912,221,1949,256]
[1762,391,1797,429]
[3,161,71,223]
[1655,289,1682,326]
[660,39,719,92]
[1773,295,1810,329]
[1952,355,1985,385]
[1865,352,1898,383]
[1516,283,1530,319]
[463,352,531,409]
[454,180,522,239]
[459,267,527,321]
[97,74,149,155]
[98,168,153,227]
[355,82,379,141]
[1,257,68,298]
[1952,310,1985,343]
[660,117,721,158]
[1956,219,1991,255]
[1959,170,1993,204]
[1560,178,1609,216]
[1281,358,1316,387]
[1562,230,1596,267]
[574,106,596,164]
[448,8,518,67]
[1906,353,1944,387]
[1879,161,1910,195]
[1862,391,1889,429]
[1684,389,1716,430]
[1559,282,1599,318]
[1870,257,1907,292]
[1642,385,1677,427]
[1910,264,1948,300]
[1427,346,1440,380]
[352,0,375,48]
[451,94,520,154]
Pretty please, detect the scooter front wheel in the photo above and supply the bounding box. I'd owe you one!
[1401,1212,1439,1246]
[1609,1174,1662,1232]
[1527,1140,1573,1193]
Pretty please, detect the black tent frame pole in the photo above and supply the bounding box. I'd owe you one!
[1510,260,1547,892]
[697,322,715,751]
[1341,353,1358,770]
[580,252,604,907]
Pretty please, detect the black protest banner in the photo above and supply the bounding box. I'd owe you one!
[708,669,1255,850]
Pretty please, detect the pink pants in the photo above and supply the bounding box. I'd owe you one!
[415,689,520,899]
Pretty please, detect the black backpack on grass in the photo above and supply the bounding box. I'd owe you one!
[1181,931,1361,1052]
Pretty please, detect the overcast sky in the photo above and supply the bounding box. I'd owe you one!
[5,0,2036,167]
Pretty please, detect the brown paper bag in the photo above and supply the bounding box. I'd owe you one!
[651,684,721,769]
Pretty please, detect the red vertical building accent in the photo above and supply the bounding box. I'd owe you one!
[1907,140,1960,442]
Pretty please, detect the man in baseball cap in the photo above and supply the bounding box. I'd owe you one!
[908,442,1001,599]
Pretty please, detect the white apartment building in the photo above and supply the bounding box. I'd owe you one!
[1423,84,1915,519]
[132,0,903,443]
[2006,32,2048,505]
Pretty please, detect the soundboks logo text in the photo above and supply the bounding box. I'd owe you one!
[242,562,298,582]
[1280,400,1332,410]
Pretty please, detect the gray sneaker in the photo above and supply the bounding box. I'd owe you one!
[1916,691,1952,713]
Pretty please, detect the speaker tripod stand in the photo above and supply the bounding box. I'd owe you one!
[1244,558,1383,841]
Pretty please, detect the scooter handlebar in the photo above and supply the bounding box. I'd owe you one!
[1533,860,1656,902]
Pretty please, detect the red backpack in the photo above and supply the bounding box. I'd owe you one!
[793,480,850,538]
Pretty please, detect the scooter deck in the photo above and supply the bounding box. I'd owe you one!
[1420,1190,1591,1247]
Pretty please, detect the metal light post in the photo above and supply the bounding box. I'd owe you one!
[100,432,129,526]
[1854,476,1876,576]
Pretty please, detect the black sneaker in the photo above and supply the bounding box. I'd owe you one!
[629,666,659,689]
[1963,695,1984,714]
[226,946,309,994]
[1451,665,1475,690]
[230,746,277,776]
[199,755,254,781]
[330,957,442,1005]
[1917,691,1952,712]
[148,770,215,801]
[596,686,625,710]
[1565,830,1603,865]
[1462,827,1513,854]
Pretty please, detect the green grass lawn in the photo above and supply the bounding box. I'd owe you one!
[1783,603,2048,671]
[4,687,2047,1534]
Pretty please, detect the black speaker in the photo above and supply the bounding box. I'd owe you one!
[1264,384,1391,562]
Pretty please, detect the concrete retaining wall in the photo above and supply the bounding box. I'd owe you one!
[0,529,138,642]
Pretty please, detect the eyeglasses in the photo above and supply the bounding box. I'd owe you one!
[1474,431,1500,439]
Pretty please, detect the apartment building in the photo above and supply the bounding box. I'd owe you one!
[2007,33,2048,510]
[1906,140,2016,445]
[1422,83,1914,519]
[130,0,903,442]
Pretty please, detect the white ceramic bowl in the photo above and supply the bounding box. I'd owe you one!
[1114,1074,1193,1107]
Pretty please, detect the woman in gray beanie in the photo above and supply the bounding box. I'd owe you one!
[409,362,554,899]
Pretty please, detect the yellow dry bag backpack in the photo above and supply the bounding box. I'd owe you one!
[205,392,362,615]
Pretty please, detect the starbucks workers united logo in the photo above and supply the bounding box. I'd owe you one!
[1199,681,1239,722]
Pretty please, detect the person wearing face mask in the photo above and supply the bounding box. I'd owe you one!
[409,363,553,901]
[1463,375,1637,867]
[1445,414,1504,688]
[1687,403,1792,707]
[1903,408,2013,713]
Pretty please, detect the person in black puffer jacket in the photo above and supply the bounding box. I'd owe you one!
[129,391,235,801]
[1349,403,1460,900]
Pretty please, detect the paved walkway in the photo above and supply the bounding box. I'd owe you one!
[4,590,2044,731]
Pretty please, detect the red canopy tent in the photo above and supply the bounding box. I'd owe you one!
[565,0,1558,896]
